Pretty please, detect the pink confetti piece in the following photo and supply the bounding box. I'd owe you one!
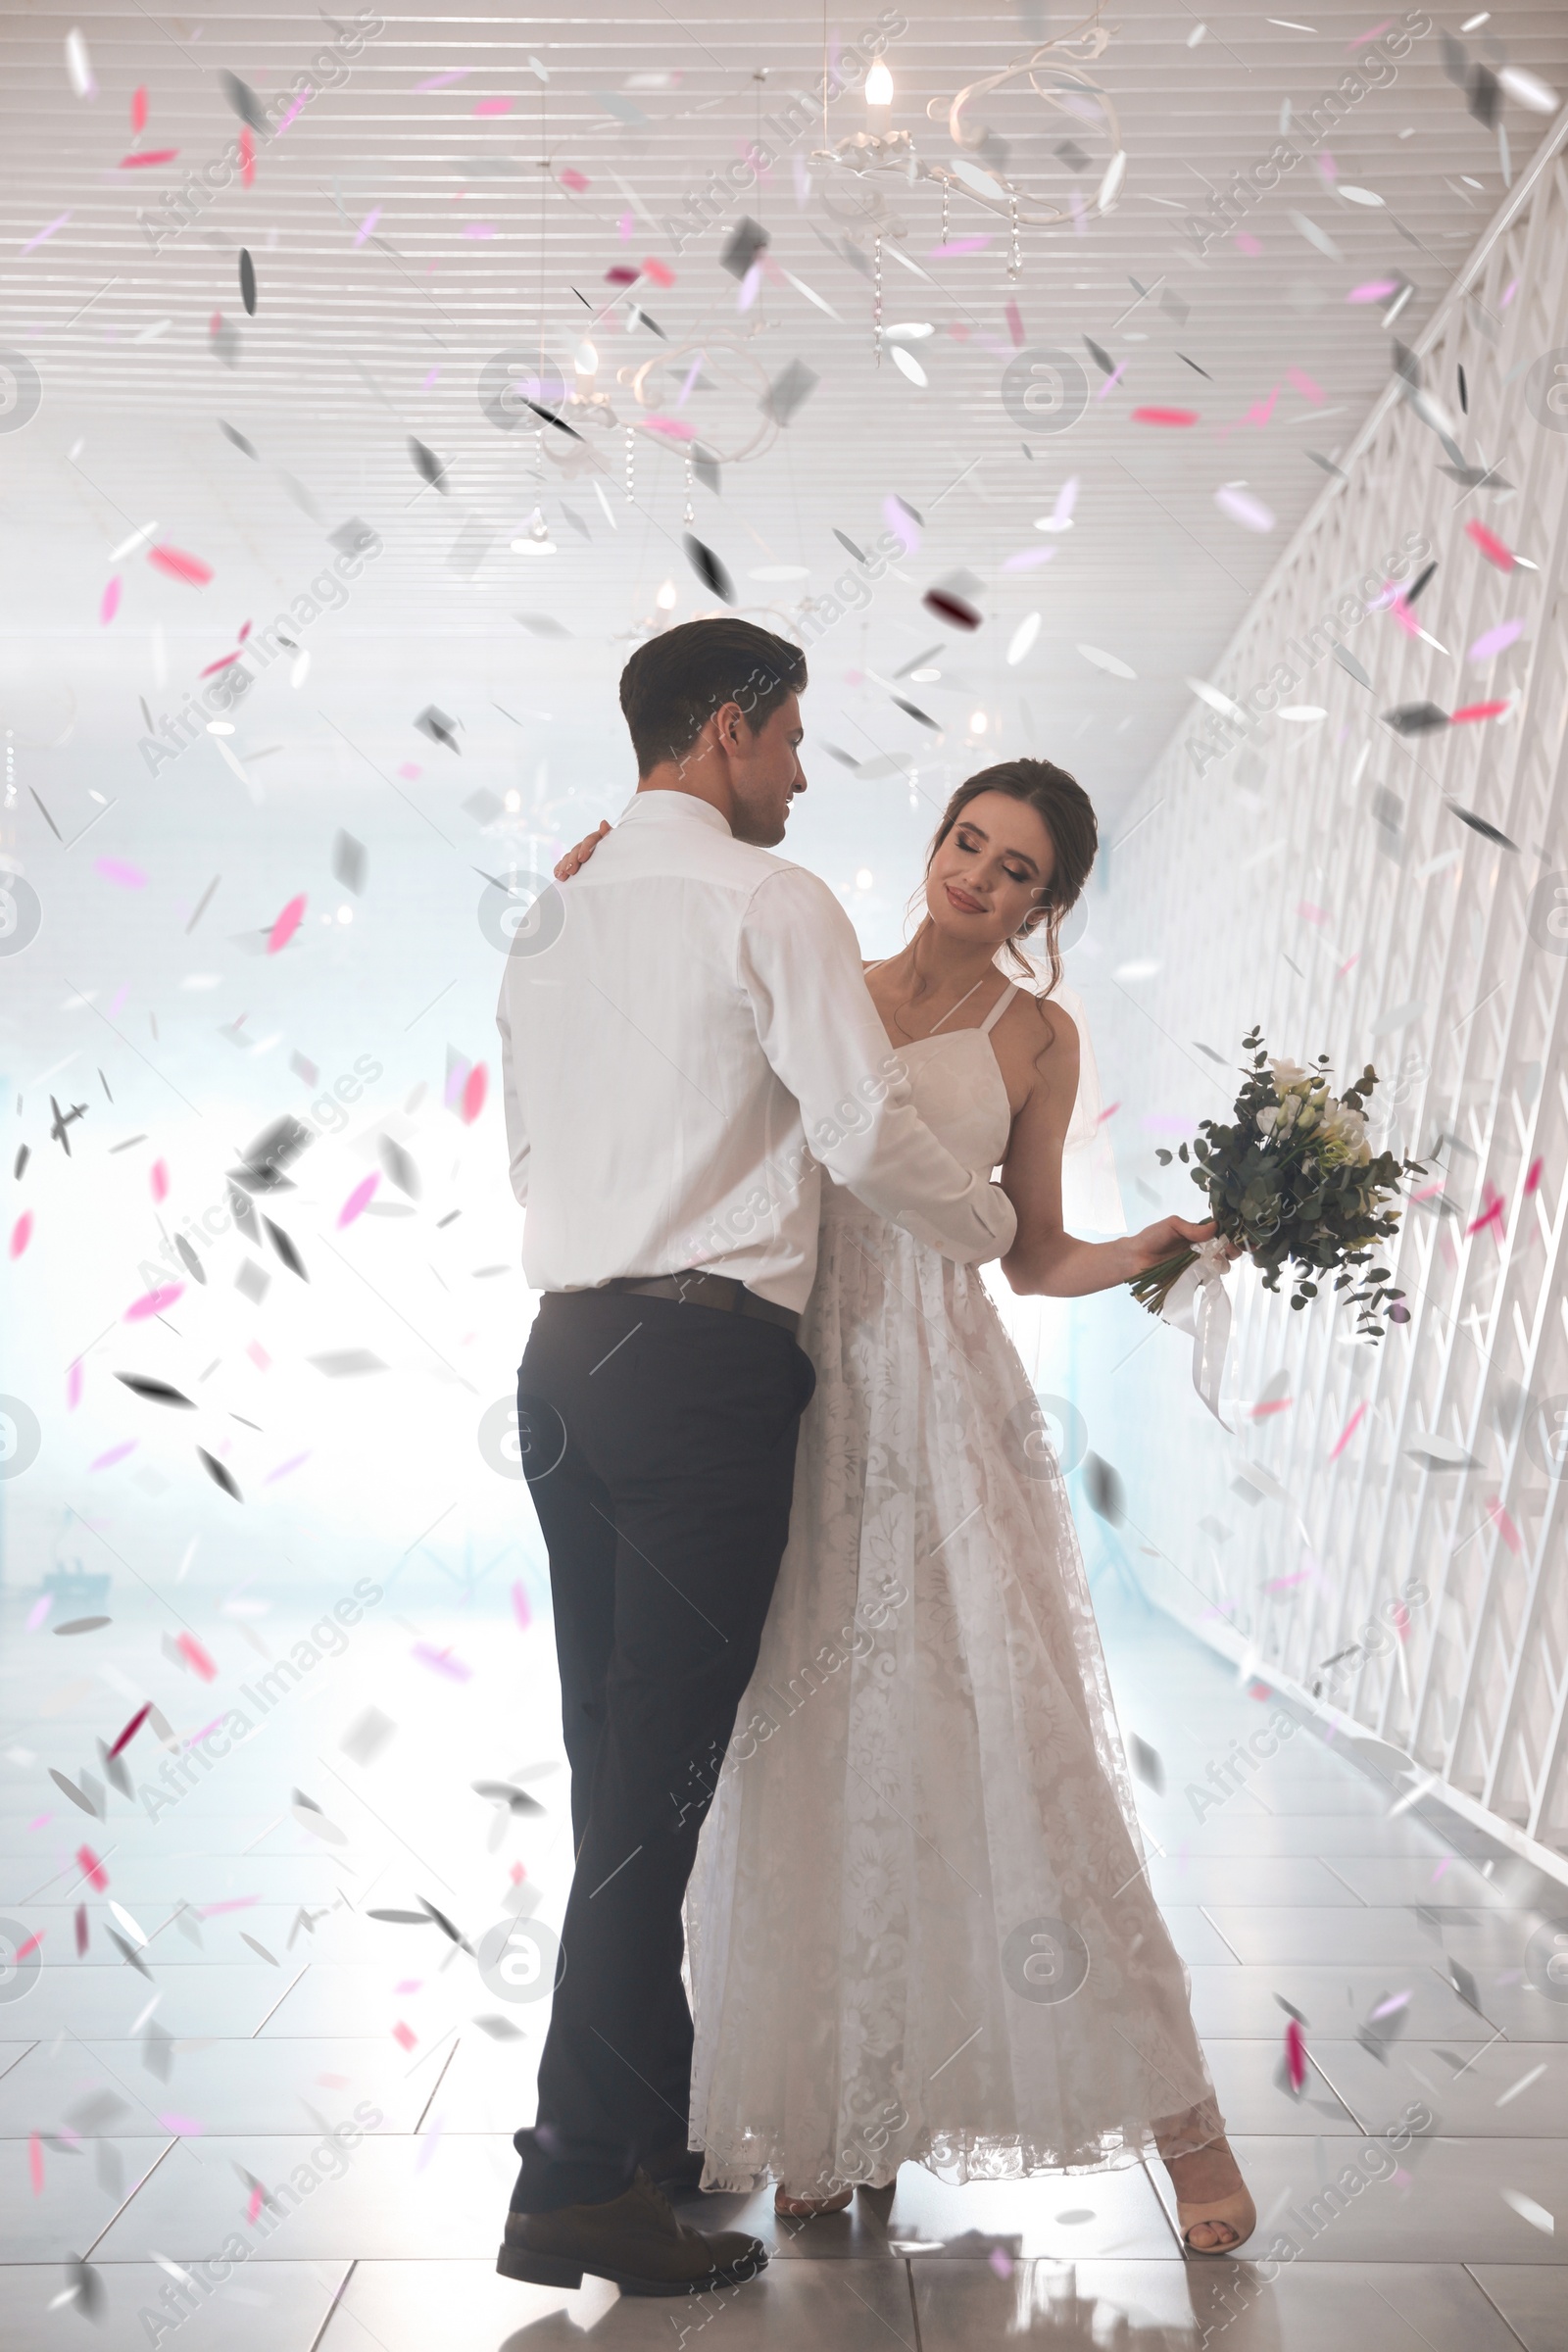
[1131,407,1198,426]
[1468,617,1524,664]
[1097,361,1127,399]
[247,1340,270,1372]
[414,2115,445,2171]
[148,543,213,586]
[90,1440,138,1470]
[640,414,695,443]
[989,2247,1013,2278]
[642,256,675,287]
[1285,2016,1307,2089]
[175,1632,218,1682]
[100,576,122,625]
[1298,900,1329,924]
[1287,365,1324,402]
[1330,1402,1367,1460]
[416,67,471,89]
[1500,276,1518,309]
[1347,278,1399,303]
[199,1895,258,1915]
[1004,298,1025,346]
[119,148,178,169]
[354,207,381,246]
[22,212,72,254]
[76,1844,109,1890]
[394,1980,422,1996]
[398,761,421,780]
[275,91,309,133]
[26,1595,51,1630]
[338,1174,379,1227]
[1348,19,1394,47]
[66,1361,82,1410]
[1097,1102,1120,1125]
[1524,1157,1543,1196]
[158,2112,204,2135]
[463,221,497,239]
[96,858,147,888]
[131,85,148,131]
[1264,1567,1310,1591]
[10,1211,32,1258]
[558,166,589,192]
[391,2021,417,2051]
[472,95,513,116]
[1370,1990,1410,2020]
[150,1159,169,1203]
[1467,1185,1506,1238]
[1450,700,1508,724]
[1245,386,1281,426]
[268,894,306,954]
[413,1642,471,1682]
[928,235,991,256]
[239,126,255,187]
[1235,231,1262,255]
[512,1579,531,1631]
[1466,519,1516,571]
[16,1930,44,1962]
[247,2184,264,2225]
[110,1703,151,1756]
[882,494,919,555]
[264,1451,312,1484]
[126,1282,184,1320]
[29,2134,43,2194]
[460,1063,488,1124]
[1485,1495,1522,1554]
[1250,1397,1293,1420]
[1337,952,1359,979]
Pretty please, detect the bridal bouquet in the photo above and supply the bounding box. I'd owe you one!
[1130,1029,1421,1354]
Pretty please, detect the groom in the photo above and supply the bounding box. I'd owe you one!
[494,618,1016,2296]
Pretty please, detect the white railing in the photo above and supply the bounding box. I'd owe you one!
[1100,113,1568,1871]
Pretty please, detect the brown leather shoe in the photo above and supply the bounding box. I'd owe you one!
[498,2169,767,2297]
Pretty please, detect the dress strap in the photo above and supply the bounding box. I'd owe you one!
[980,982,1020,1035]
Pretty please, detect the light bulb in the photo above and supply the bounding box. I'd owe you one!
[504,789,521,812]
[656,579,677,611]
[865,60,894,106]
[970,710,988,734]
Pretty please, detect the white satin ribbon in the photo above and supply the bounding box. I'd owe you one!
[1159,1238,1234,1428]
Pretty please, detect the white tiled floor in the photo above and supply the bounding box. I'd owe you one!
[4,1589,1566,2350]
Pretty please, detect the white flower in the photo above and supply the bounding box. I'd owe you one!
[1319,1098,1368,1150]
[1269,1056,1311,1090]
[1256,1104,1279,1135]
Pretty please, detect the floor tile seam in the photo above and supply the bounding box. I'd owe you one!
[1463,2263,1562,2347]
[1194,1905,1246,1964]
[251,1962,311,2037]
[79,2133,177,2258]
[305,2256,358,2351]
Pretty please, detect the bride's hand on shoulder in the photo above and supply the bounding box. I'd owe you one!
[1125,1213,1216,1276]
[554,819,610,881]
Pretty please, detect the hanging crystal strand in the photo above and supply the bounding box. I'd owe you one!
[941,180,950,245]
[1008,191,1023,281]
[682,450,695,525]
[873,231,883,366]
[624,423,634,505]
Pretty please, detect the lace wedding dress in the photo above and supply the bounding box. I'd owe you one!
[685,985,1225,2194]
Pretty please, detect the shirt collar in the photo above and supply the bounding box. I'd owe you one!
[616,790,732,838]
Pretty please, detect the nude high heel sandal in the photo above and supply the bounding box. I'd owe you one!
[774,2185,854,2218]
[1176,2185,1256,2256]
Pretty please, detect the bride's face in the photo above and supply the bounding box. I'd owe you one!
[925,790,1056,949]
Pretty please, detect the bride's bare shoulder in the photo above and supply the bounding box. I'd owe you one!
[1009,987,1078,1061]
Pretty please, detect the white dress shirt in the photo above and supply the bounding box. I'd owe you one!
[495,792,1017,1312]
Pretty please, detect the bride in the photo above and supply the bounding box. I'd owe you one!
[564,758,1254,2256]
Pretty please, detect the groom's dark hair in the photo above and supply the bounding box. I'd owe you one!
[619,620,808,775]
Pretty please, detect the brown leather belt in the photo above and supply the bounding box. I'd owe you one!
[604,1270,800,1337]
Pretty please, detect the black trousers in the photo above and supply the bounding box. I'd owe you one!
[510,1288,815,2213]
